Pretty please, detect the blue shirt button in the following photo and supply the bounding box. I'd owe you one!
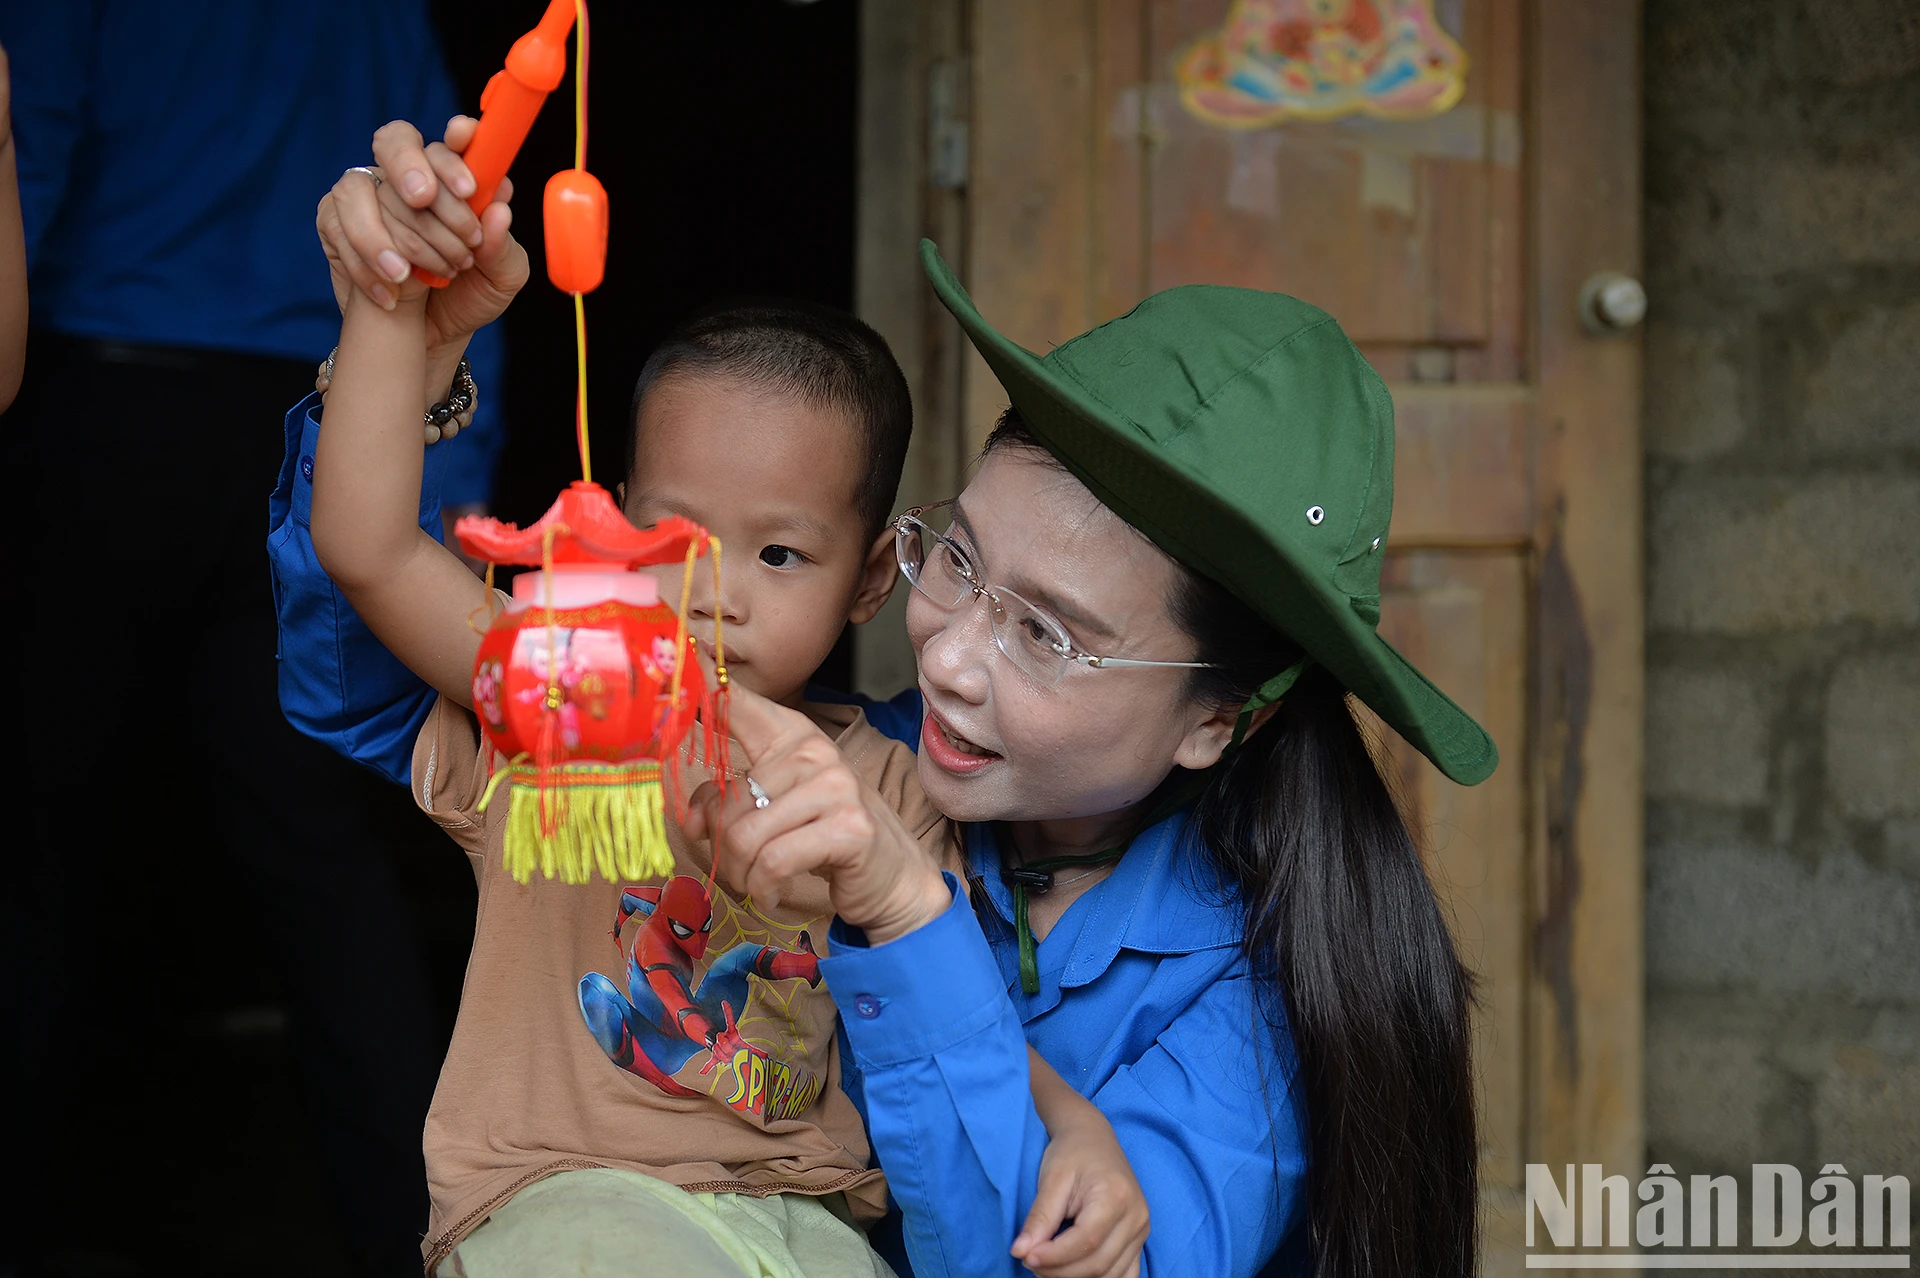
[853,994,882,1020]
[300,455,314,480]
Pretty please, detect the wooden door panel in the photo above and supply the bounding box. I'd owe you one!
[1143,93,1492,342]
[1390,383,1534,544]
[1142,0,1523,364]
[1365,551,1530,1193]
[1363,550,1531,1276]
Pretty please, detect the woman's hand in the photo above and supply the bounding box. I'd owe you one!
[315,117,528,355]
[686,686,952,941]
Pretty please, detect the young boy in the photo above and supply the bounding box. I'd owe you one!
[289,120,1145,1277]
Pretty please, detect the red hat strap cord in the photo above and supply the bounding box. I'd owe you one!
[457,0,732,886]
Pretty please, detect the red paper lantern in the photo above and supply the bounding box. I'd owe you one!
[455,481,724,885]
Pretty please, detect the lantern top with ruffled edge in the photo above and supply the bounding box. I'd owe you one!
[455,480,726,886]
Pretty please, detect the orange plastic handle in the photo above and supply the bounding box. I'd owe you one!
[415,0,577,287]
[544,169,608,294]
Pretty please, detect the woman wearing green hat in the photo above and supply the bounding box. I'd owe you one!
[704,241,1493,1278]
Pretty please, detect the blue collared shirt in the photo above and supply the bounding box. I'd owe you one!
[3,0,504,504]
[820,819,1309,1278]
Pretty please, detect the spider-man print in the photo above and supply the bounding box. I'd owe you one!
[578,875,824,1116]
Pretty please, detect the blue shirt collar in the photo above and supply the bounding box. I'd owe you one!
[964,809,1243,994]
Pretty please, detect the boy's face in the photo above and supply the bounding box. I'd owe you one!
[620,372,895,706]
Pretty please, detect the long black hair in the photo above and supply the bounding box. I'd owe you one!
[987,410,1479,1278]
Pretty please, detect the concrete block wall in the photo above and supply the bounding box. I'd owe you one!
[1642,0,1920,1187]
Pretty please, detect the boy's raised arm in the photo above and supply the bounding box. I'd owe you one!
[313,287,490,706]
[309,128,526,707]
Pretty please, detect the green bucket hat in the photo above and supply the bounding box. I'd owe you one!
[921,239,1497,786]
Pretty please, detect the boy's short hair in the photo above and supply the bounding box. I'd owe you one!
[625,300,913,541]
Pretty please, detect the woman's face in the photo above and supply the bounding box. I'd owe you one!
[907,447,1235,830]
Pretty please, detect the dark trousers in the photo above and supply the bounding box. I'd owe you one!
[2,336,474,1277]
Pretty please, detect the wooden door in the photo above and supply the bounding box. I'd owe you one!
[857,3,1644,1271]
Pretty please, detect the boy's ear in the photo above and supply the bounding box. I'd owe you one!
[846,526,898,625]
[614,480,626,508]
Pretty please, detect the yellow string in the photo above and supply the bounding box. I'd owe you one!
[534,522,565,837]
[476,751,530,814]
[703,535,732,886]
[669,539,699,708]
[467,560,501,634]
[574,0,588,171]
[708,535,727,687]
[570,0,593,483]
[540,523,563,709]
[573,291,591,483]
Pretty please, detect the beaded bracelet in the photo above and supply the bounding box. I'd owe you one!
[316,346,478,444]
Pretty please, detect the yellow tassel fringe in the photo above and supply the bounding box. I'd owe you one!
[479,760,674,885]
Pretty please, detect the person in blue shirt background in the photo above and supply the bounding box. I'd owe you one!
[0,44,25,411]
[688,243,1497,1277]
[0,4,500,1273]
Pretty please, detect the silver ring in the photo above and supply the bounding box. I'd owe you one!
[348,165,383,188]
[746,777,771,810]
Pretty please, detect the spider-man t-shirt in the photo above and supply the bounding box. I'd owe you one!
[408,694,953,1270]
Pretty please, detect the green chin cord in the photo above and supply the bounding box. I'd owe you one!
[1227,656,1310,750]
[1001,844,1131,995]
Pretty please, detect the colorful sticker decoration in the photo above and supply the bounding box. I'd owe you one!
[1177,0,1468,127]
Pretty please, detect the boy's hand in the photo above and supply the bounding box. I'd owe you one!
[1014,1109,1151,1278]
[316,117,528,354]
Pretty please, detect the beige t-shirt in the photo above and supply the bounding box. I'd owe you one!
[410,694,949,1269]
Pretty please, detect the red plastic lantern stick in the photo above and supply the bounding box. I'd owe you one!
[414,0,576,287]
[464,0,576,214]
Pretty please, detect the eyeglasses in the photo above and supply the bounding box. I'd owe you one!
[893,501,1221,686]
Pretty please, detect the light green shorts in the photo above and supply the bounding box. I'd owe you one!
[435,1167,898,1278]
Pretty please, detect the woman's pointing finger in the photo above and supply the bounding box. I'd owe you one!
[721,683,822,772]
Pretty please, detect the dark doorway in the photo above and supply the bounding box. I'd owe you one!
[434,0,863,688]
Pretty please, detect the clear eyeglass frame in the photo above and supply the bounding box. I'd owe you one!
[892,500,1221,686]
